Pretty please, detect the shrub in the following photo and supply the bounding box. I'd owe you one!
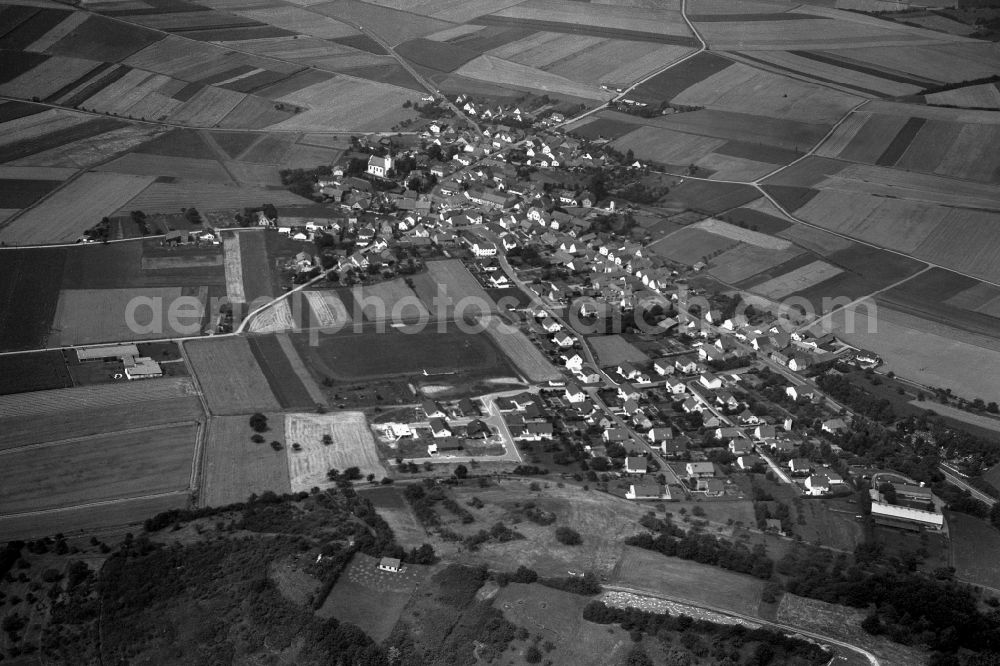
[555,526,582,546]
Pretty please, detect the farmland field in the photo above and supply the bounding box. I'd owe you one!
[455,55,612,101]
[927,83,1000,110]
[0,377,196,418]
[0,246,65,351]
[0,172,154,244]
[248,333,317,410]
[0,492,188,541]
[199,414,291,508]
[422,259,496,314]
[354,278,430,322]
[647,226,737,264]
[0,350,73,395]
[0,423,196,515]
[0,397,202,451]
[748,261,844,299]
[707,244,804,285]
[612,125,726,167]
[284,411,387,491]
[291,323,510,381]
[247,299,295,333]
[184,336,281,415]
[50,286,205,346]
[303,290,352,328]
[589,334,649,367]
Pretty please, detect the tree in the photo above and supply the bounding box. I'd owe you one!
[454,464,468,479]
[249,413,269,433]
[343,466,362,480]
[184,207,203,225]
[322,433,333,446]
[251,434,265,444]
[555,526,582,546]
[524,645,542,664]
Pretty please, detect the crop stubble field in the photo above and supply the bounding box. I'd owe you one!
[285,412,387,491]
[185,336,281,415]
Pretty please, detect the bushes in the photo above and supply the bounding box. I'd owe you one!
[625,531,773,580]
[539,572,601,596]
[554,526,582,546]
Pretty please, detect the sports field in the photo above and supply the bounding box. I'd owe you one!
[589,335,649,367]
[285,412,387,491]
[199,414,291,508]
[0,423,196,515]
[184,336,281,415]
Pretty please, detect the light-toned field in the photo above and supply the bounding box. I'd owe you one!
[817,112,910,163]
[492,0,691,36]
[117,180,312,213]
[355,279,430,322]
[95,153,233,183]
[248,299,296,333]
[51,287,200,345]
[126,35,290,80]
[0,377,196,418]
[12,125,169,169]
[708,244,804,284]
[224,36,384,70]
[695,218,792,250]
[0,109,91,149]
[223,161,282,186]
[274,331,329,407]
[589,334,649,366]
[865,100,1000,124]
[927,83,1000,110]
[423,259,496,310]
[234,6,359,37]
[696,152,779,181]
[823,163,1000,211]
[307,0,454,46]
[488,32,605,69]
[199,414,291,507]
[25,11,89,52]
[0,165,76,180]
[82,69,177,117]
[482,314,560,383]
[830,306,1000,400]
[271,76,418,131]
[612,125,726,166]
[304,290,352,328]
[455,56,613,101]
[647,226,737,263]
[185,336,281,415]
[695,14,938,50]
[0,397,201,450]
[929,123,1000,183]
[615,546,764,616]
[0,172,154,244]
[0,423,196,515]
[671,61,864,124]
[749,260,843,298]
[222,232,246,304]
[793,191,943,253]
[777,223,858,256]
[284,411,387,491]
[0,55,100,99]
[368,0,523,22]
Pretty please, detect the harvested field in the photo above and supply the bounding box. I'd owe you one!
[589,334,649,366]
[612,126,725,167]
[490,0,692,37]
[647,226,737,264]
[455,55,611,101]
[284,411,387,491]
[51,287,203,346]
[292,324,509,381]
[548,41,694,88]
[482,314,561,383]
[671,61,864,125]
[0,172,154,245]
[199,414,291,507]
[15,125,170,169]
[818,163,1000,211]
[568,116,639,140]
[222,232,246,304]
[708,244,804,284]
[0,423,196,515]
[749,260,844,299]
[818,42,1000,87]
[695,218,791,250]
[615,546,764,616]
[0,397,202,450]
[913,208,1000,284]
[234,6,359,38]
[397,37,480,72]
[184,336,281,415]
[0,177,62,207]
[696,153,782,181]
[666,179,759,215]
[303,290,352,328]
[0,54,102,100]
[731,50,920,98]
[247,299,295,333]
[249,333,316,409]
[169,86,248,127]
[308,0,453,46]
[43,13,164,62]
[777,223,855,255]
[0,377,195,418]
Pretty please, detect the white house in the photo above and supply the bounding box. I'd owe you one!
[804,474,830,496]
[626,479,669,501]
[367,155,393,178]
[553,331,575,348]
[564,383,587,403]
[470,240,497,257]
[378,557,401,572]
[624,456,648,474]
[699,372,722,390]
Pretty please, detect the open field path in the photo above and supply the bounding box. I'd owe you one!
[604,584,879,666]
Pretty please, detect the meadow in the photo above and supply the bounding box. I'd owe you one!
[482,314,561,383]
[589,335,649,367]
[199,414,291,508]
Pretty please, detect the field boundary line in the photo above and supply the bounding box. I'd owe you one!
[0,420,199,456]
[0,490,188,520]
